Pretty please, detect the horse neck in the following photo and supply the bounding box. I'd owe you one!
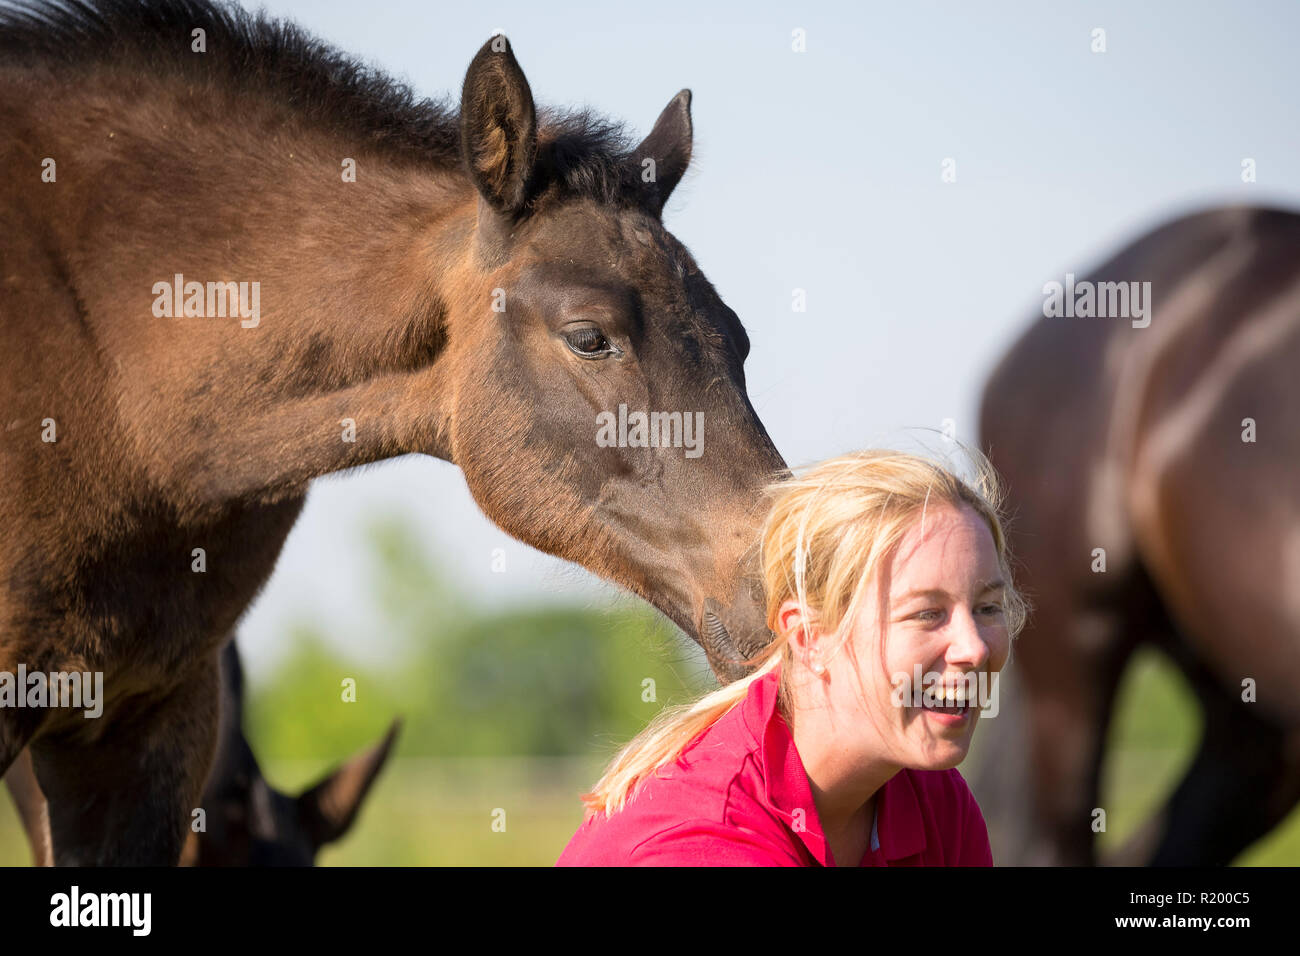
[29,76,482,507]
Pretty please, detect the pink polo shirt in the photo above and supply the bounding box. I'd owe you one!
[556,667,993,866]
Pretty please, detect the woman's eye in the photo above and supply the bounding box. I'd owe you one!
[977,603,1004,616]
[563,327,615,358]
[915,609,944,623]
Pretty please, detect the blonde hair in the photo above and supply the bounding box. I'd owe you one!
[580,446,1027,819]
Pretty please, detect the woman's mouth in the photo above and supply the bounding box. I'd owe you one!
[919,692,973,726]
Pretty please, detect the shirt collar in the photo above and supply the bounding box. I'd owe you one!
[741,666,927,865]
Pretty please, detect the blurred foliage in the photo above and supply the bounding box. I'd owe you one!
[244,515,714,760]
[1095,647,1201,858]
[1104,647,1203,750]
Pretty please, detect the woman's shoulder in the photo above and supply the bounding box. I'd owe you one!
[558,772,801,866]
[556,705,798,866]
[611,701,772,820]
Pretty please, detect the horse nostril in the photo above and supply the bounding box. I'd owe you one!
[702,610,732,650]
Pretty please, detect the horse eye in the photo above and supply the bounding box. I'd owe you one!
[563,327,615,358]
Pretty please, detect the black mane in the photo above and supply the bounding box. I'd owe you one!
[0,0,645,204]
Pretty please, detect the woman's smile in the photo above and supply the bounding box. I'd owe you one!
[916,702,974,728]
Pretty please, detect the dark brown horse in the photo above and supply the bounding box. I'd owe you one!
[0,0,784,864]
[977,204,1300,865]
[3,640,398,865]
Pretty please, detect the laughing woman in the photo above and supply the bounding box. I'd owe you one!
[557,449,1026,867]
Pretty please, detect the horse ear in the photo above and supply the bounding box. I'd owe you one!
[296,718,401,848]
[634,89,693,217]
[460,36,537,218]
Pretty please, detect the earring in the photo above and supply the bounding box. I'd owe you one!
[811,661,825,676]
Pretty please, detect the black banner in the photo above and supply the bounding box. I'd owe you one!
[0,866,1278,941]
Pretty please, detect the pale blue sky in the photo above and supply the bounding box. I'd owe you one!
[237,0,1300,677]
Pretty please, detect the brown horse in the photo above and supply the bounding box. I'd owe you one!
[4,640,398,865]
[977,204,1300,865]
[0,0,784,864]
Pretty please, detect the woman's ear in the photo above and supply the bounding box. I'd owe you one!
[777,599,804,645]
[779,599,825,675]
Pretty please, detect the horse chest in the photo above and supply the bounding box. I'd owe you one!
[19,497,304,674]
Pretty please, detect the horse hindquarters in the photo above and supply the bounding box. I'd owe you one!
[1124,297,1300,863]
[979,206,1300,865]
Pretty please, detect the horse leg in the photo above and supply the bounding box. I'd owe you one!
[1,646,52,862]
[1107,642,1300,866]
[0,677,49,778]
[1015,603,1141,865]
[2,748,52,865]
[31,654,220,865]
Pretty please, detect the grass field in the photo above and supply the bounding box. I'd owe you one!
[3,648,1297,866]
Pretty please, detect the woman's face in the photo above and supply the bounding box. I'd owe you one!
[820,502,1011,771]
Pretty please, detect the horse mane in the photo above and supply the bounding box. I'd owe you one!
[0,0,644,204]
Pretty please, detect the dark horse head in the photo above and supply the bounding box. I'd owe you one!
[182,643,400,866]
[439,39,786,678]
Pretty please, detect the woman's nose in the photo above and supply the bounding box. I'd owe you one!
[946,609,990,668]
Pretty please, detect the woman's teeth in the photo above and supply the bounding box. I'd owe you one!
[923,688,969,710]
